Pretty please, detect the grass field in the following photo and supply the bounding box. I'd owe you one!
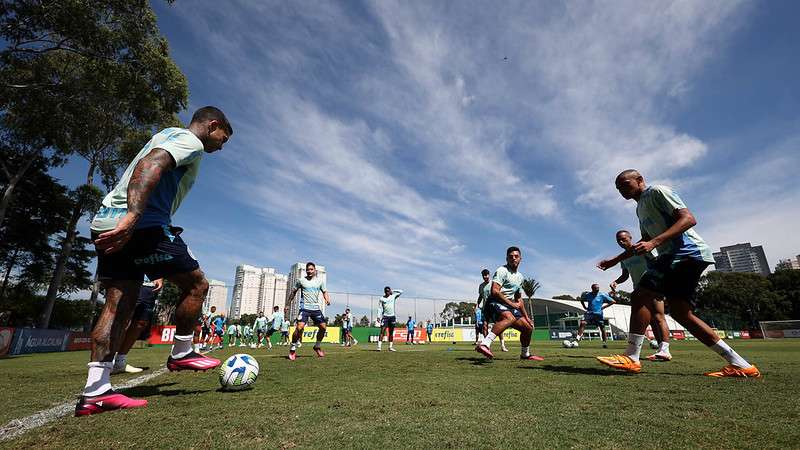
[2,339,799,449]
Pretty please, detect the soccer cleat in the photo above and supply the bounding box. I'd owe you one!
[111,364,144,374]
[500,346,509,352]
[597,355,642,373]
[166,351,221,372]
[704,364,761,378]
[313,347,325,357]
[353,339,358,345]
[520,354,544,361]
[389,347,397,352]
[288,348,297,361]
[646,353,672,362]
[475,344,494,359]
[602,343,608,349]
[74,391,147,416]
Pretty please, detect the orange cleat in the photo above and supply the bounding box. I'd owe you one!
[596,354,642,373]
[704,364,761,378]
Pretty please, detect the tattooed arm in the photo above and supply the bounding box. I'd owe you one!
[94,149,176,254]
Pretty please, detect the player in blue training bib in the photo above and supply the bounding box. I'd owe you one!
[285,262,330,360]
[576,284,616,347]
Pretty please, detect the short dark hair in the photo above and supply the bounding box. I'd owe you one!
[506,246,521,255]
[616,169,641,181]
[306,262,315,268]
[384,286,391,291]
[481,269,490,276]
[273,306,279,311]
[191,106,233,135]
[616,229,631,237]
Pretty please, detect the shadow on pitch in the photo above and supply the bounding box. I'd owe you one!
[455,357,493,366]
[521,364,628,376]
[124,382,214,397]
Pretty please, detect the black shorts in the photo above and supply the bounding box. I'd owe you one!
[639,255,711,302]
[485,300,523,323]
[93,226,199,282]
[381,316,397,327]
[132,285,158,322]
[582,312,605,327]
[298,309,327,325]
[266,327,278,337]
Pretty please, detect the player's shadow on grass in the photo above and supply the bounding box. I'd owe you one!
[522,365,626,376]
[124,382,214,397]
[455,357,493,366]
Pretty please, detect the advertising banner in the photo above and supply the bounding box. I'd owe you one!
[550,330,574,340]
[385,328,428,342]
[739,330,750,339]
[289,326,341,344]
[149,325,176,344]
[671,330,686,340]
[67,332,92,351]
[430,328,520,342]
[0,327,14,357]
[10,328,70,355]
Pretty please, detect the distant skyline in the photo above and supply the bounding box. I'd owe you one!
[54,1,800,321]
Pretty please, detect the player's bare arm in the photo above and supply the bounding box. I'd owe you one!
[612,268,630,290]
[491,282,518,309]
[323,291,330,306]
[95,149,176,253]
[633,208,697,254]
[597,249,634,271]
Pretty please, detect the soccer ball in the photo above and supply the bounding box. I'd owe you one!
[219,354,259,391]
[571,340,579,348]
[649,340,659,349]
[562,339,572,348]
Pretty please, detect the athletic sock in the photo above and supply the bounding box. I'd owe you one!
[83,361,113,397]
[290,343,297,351]
[389,342,394,349]
[314,342,322,349]
[171,334,194,359]
[481,332,497,347]
[659,341,670,354]
[114,353,127,369]
[711,340,752,368]
[520,346,530,357]
[193,343,201,352]
[625,333,646,362]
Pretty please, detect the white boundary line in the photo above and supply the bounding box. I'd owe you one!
[0,366,169,442]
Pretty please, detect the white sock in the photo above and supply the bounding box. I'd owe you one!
[114,353,127,369]
[389,342,394,348]
[659,341,670,354]
[625,333,646,362]
[521,346,530,357]
[481,332,497,347]
[290,343,297,351]
[83,362,113,397]
[171,334,193,358]
[711,340,751,368]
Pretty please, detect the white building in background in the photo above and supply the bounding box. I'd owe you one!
[285,262,327,319]
[204,279,228,314]
[230,265,289,319]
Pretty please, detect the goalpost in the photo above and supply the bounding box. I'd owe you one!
[759,320,800,339]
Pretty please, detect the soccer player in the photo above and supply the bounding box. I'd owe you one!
[112,278,162,374]
[425,320,433,344]
[252,311,268,348]
[478,269,508,352]
[597,170,759,377]
[240,322,252,347]
[378,286,403,351]
[211,313,226,350]
[227,322,239,347]
[78,107,232,415]
[280,312,291,346]
[198,313,211,351]
[265,305,283,350]
[609,230,672,361]
[342,308,357,346]
[406,316,416,345]
[576,284,616,348]
[476,247,542,361]
[203,305,220,350]
[286,262,330,360]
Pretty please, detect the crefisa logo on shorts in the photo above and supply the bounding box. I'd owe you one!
[134,253,174,265]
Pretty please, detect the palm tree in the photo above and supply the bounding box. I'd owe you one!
[521,278,541,321]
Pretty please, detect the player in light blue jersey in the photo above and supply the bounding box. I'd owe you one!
[609,230,672,361]
[286,262,330,360]
[405,317,416,345]
[240,324,252,347]
[476,247,542,361]
[576,284,616,347]
[597,170,758,378]
[280,309,291,346]
[341,308,357,347]
[252,312,269,348]
[227,322,240,347]
[378,286,403,351]
[263,305,283,350]
[425,321,433,343]
[476,269,507,351]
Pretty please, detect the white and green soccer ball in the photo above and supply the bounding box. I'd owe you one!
[219,354,259,391]
[570,340,579,348]
[562,339,572,348]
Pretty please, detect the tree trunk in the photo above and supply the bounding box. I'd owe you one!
[0,249,20,301]
[0,157,36,229]
[84,271,101,332]
[38,201,82,328]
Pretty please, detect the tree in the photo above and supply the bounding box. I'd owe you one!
[331,313,344,327]
[552,294,576,301]
[521,277,541,317]
[359,315,370,327]
[696,272,790,329]
[0,1,192,328]
[439,301,476,323]
[768,270,800,319]
[239,314,257,328]
[153,280,181,325]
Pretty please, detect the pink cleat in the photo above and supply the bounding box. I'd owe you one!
[475,344,494,359]
[288,349,297,361]
[74,391,147,416]
[520,354,544,361]
[167,351,221,372]
[313,347,325,357]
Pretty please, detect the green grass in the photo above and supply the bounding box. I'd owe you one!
[2,340,799,449]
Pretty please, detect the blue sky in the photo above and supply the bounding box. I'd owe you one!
[55,1,800,320]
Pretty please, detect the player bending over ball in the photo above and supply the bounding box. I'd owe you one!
[378,286,403,351]
[596,170,759,377]
[609,230,672,361]
[77,107,232,416]
[476,247,542,361]
[576,284,616,348]
[286,262,330,360]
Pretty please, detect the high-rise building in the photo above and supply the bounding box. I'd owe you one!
[230,265,290,319]
[204,279,228,314]
[776,255,800,271]
[285,262,327,319]
[713,243,770,276]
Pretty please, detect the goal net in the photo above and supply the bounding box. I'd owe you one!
[759,320,800,339]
